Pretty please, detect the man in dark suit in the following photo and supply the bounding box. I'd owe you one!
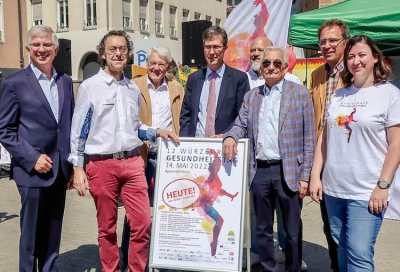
[179,25,249,138]
[223,46,315,271]
[0,25,74,271]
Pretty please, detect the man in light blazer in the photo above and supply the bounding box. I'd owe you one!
[179,26,249,138]
[119,46,184,271]
[0,25,74,271]
[223,46,315,272]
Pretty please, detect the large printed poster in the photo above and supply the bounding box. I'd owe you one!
[149,138,250,272]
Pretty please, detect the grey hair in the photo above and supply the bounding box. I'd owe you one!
[26,25,58,47]
[147,46,172,63]
[260,46,288,66]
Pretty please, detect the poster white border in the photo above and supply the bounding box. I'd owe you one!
[149,137,250,272]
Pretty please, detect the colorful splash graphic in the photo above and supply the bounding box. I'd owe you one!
[223,0,292,71]
[334,108,357,143]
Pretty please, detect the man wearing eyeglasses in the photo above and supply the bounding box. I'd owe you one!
[119,46,184,271]
[0,25,74,271]
[180,26,249,138]
[69,30,179,272]
[309,19,350,272]
[223,46,315,272]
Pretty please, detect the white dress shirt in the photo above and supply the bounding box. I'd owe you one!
[147,76,172,153]
[256,80,284,161]
[69,69,155,167]
[195,64,226,137]
[31,63,59,121]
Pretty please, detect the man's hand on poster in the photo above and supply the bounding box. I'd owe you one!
[156,129,180,143]
[222,137,237,161]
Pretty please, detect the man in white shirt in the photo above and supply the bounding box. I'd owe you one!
[119,46,184,271]
[69,30,178,272]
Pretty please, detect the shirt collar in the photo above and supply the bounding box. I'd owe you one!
[30,62,57,81]
[206,63,226,79]
[264,78,284,94]
[98,68,131,85]
[146,75,168,89]
[248,68,263,80]
[325,59,344,75]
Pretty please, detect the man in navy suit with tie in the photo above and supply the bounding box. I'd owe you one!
[179,26,249,138]
[0,25,74,271]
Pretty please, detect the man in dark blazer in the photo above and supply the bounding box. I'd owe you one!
[0,25,74,271]
[179,26,249,138]
[223,46,315,271]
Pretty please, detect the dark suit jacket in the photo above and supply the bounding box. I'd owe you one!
[225,80,316,191]
[0,66,74,187]
[179,65,250,136]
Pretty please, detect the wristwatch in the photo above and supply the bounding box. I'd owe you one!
[377,180,391,189]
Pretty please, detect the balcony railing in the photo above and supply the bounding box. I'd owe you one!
[140,18,148,32]
[155,22,163,35]
[57,23,69,32]
[169,26,176,37]
[83,19,97,29]
[34,20,43,26]
[123,17,132,30]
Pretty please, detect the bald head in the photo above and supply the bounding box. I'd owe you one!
[250,36,273,73]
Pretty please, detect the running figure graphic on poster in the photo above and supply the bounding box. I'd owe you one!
[196,149,238,256]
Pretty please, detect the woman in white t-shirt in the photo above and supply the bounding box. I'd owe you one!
[310,35,400,272]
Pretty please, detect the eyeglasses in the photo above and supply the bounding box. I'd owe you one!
[106,46,128,55]
[29,43,55,50]
[148,62,167,69]
[204,45,225,52]
[318,38,345,47]
[261,59,283,69]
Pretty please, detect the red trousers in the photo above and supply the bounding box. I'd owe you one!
[86,155,151,272]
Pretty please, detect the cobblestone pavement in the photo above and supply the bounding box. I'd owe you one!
[1,177,399,272]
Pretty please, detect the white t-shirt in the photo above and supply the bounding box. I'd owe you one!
[322,82,400,200]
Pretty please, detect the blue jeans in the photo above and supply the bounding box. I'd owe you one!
[324,194,384,272]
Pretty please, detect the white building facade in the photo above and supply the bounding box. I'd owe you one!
[27,0,228,80]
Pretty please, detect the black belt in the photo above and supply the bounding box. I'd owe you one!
[256,159,282,168]
[86,148,140,161]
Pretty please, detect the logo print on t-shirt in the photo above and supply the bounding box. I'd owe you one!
[335,108,357,143]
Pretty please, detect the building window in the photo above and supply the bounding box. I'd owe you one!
[32,0,42,26]
[227,0,242,6]
[139,0,148,32]
[194,12,201,20]
[155,2,163,35]
[169,6,176,37]
[215,18,221,26]
[84,0,97,29]
[0,0,4,43]
[206,15,211,21]
[123,0,132,30]
[57,0,69,31]
[182,9,189,23]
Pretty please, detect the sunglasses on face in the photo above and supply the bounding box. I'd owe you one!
[261,59,283,69]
